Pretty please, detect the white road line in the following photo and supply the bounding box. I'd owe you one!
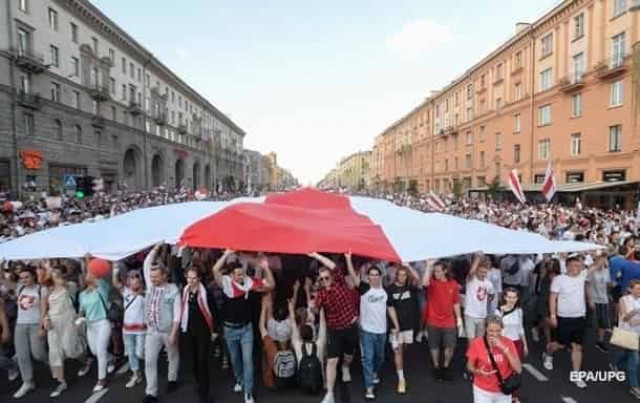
[561,397,578,403]
[84,388,108,403]
[523,363,549,382]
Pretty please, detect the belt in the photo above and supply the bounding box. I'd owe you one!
[224,321,249,329]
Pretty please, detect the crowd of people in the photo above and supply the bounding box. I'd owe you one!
[0,187,639,403]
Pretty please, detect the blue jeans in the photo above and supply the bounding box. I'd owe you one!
[124,333,145,372]
[224,323,254,394]
[614,348,639,389]
[361,330,386,388]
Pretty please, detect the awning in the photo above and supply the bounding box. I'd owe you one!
[469,180,638,194]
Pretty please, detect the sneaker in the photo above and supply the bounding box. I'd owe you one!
[92,382,106,393]
[142,395,158,403]
[78,361,92,377]
[13,382,35,399]
[397,379,406,394]
[373,374,380,385]
[8,368,19,382]
[531,327,540,343]
[126,374,141,388]
[50,381,68,398]
[443,366,454,382]
[415,331,423,343]
[596,342,609,353]
[630,388,640,400]
[167,381,178,393]
[321,392,335,403]
[543,353,553,371]
[341,366,352,383]
[244,393,255,403]
[365,387,375,400]
[233,383,243,393]
[572,378,587,389]
[107,362,116,374]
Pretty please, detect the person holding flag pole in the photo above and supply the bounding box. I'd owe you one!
[541,159,556,203]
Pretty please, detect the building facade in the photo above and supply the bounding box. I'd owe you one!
[371,0,640,203]
[0,0,246,195]
[244,149,270,191]
[319,150,371,191]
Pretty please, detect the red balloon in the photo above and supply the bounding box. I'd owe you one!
[88,258,111,278]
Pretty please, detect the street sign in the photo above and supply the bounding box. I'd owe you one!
[64,175,77,188]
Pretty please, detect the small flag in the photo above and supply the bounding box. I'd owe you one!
[509,169,527,204]
[426,191,446,212]
[541,159,556,202]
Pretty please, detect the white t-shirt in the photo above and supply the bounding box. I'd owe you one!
[464,276,495,319]
[359,283,390,334]
[487,268,502,313]
[550,270,588,318]
[17,285,49,325]
[587,269,610,305]
[122,287,146,335]
[496,307,525,341]
[619,294,640,334]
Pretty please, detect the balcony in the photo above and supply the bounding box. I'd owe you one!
[444,125,458,135]
[88,84,110,101]
[595,56,629,80]
[493,77,504,86]
[14,49,47,73]
[475,86,487,94]
[127,101,143,116]
[177,124,187,135]
[154,111,168,126]
[17,91,42,110]
[511,66,524,76]
[91,115,106,128]
[559,74,586,93]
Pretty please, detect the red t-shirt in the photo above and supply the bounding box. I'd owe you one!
[316,282,358,330]
[466,336,518,393]
[424,279,460,328]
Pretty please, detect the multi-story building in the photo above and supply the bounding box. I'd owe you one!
[319,150,371,191]
[244,149,271,191]
[371,0,640,207]
[0,0,246,195]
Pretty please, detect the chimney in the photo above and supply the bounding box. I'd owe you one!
[516,22,530,34]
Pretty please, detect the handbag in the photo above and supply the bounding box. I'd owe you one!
[98,291,123,323]
[483,336,522,395]
[610,327,639,351]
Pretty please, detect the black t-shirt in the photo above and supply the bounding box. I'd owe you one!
[386,283,418,331]
[187,292,207,334]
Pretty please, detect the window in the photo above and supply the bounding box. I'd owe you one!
[111,106,117,121]
[540,68,553,91]
[514,51,522,68]
[110,78,115,94]
[19,0,27,12]
[514,144,521,163]
[54,119,63,140]
[92,37,98,55]
[73,91,80,109]
[74,125,82,144]
[566,172,584,183]
[112,134,118,149]
[95,129,102,147]
[609,125,622,152]
[137,68,141,82]
[481,74,486,87]
[18,29,30,55]
[514,83,522,101]
[454,157,459,170]
[129,63,134,79]
[92,100,98,115]
[23,113,34,135]
[538,139,551,160]
[495,162,501,178]
[539,104,552,126]
[121,84,126,100]
[614,0,627,18]
[495,133,502,150]
[70,23,78,43]
[445,159,449,171]
[50,45,59,68]
[466,84,473,99]
[495,63,503,80]
[465,154,472,169]
[48,8,58,31]
[573,52,585,81]
[572,93,582,117]
[109,49,115,64]
[571,133,581,156]
[514,114,521,133]
[480,125,486,141]
[445,99,449,112]
[610,80,624,107]
[613,33,626,67]
[71,56,79,76]
[454,92,459,107]
[466,107,473,121]
[479,151,485,168]
[541,33,553,58]
[574,13,585,39]
[122,57,126,74]
[50,82,60,102]
[466,131,473,145]
[495,97,503,109]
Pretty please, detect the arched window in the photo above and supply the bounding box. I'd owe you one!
[54,119,63,140]
[74,124,82,144]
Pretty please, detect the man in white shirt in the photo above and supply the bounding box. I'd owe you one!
[464,254,495,339]
[543,253,605,389]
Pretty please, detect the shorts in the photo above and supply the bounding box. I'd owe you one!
[594,303,612,330]
[473,385,511,403]
[611,286,623,304]
[327,324,358,359]
[556,316,587,347]
[426,326,457,349]
[465,316,486,339]
[389,330,414,345]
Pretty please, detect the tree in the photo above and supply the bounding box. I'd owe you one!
[452,179,463,200]
[488,175,501,198]
[393,177,403,193]
[408,179,418,196]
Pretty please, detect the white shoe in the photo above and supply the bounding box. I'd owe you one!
[415,331,423,343]
[92,383,106,393]
[77,362,91,378]
[321,392,335,403]
[107,362,116,374]
[573,378,587,389]
[50,381,68,398]
[373,374,380,385]
[233,383,243,393]
[13,382,35,399]
[244,393,255,403]
[543,353,553,370]
[8,368,19,382]
[531,327,540,343]
[341,366,352,383]
[125,374,141,388]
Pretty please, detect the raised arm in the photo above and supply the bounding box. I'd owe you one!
[586,254,607,277]
[288,298,301,343]
[317,308,327,344]
[143,242,163,288]
[112,261,123,291]
[344,251,360,287]
[422,260,434,288]
[402,262,420,286]
[467,252,482,281]
[307,252,336,270]
[256,256,275,292]
[211,249,233,287]
[259,294,270,338]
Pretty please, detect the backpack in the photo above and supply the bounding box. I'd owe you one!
[273,349,297,388]
[298,343,323,394]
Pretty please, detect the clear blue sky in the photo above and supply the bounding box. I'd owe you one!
[92,0,562,184]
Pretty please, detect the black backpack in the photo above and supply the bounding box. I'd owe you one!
[298,343,323,394]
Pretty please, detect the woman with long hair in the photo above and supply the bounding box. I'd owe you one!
[611,279,640,399]
[495,288,527,403]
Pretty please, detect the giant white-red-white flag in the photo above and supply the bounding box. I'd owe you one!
[509,169,527,204]
[541,159,556,202]
[426,191,446,212]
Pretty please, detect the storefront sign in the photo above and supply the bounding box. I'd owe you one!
[20,150,43,170]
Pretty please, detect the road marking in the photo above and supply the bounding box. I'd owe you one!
[523,363,549,382]
[84,388,108,403]
[561,397,578,403]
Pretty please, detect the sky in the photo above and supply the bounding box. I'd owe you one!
[92,0,563,185]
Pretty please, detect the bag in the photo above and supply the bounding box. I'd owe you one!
[273,349,297,388]
[610,327,639,351]
[298,343,323,394]
[97,291,123,323]
[483,336,522,395]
